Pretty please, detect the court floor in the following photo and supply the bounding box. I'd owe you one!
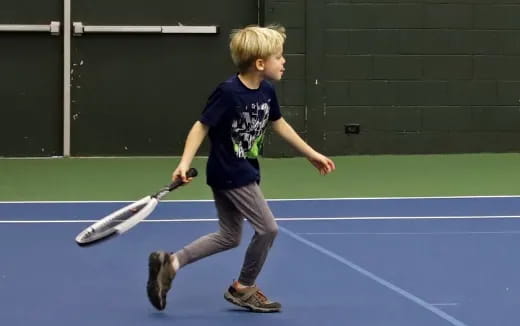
[1,197,519,326]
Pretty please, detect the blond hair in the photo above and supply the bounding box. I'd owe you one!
[229,24,286,72]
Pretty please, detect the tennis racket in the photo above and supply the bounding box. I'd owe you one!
[75,168,198,247]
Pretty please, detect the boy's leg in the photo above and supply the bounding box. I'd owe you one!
[146,189,244,310]
[174,188,245,267]
[220,182,281,312]
[222,183,278,285]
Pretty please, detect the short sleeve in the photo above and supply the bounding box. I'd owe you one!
[199,85,233,127]
[267,83,282,122]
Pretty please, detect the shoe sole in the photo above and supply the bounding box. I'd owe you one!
[147,252,166,310]
[224,291,281,313]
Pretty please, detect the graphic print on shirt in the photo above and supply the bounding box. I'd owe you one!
[231,100,270,159]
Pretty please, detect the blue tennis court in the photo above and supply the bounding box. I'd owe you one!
[1,197,519,326]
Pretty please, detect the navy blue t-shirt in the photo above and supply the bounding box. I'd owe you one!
[199,75,282,189]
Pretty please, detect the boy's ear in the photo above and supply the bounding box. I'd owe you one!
[255,58,265,71]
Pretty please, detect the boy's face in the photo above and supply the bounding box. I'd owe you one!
[260,50,286,81]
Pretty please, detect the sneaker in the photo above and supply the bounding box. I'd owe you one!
[224,282,282,313]
[146,251,176,310]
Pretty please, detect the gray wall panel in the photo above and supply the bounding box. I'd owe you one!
[447,81,498,106]
[325,4,424,29]
[284,28,305,54]
[346,30,400,55]
[400,30,473,55]
[422,56,473,80]
[73,0,250,25]
[316,0,520,154]
[264,0,308,156]
[396,82,449,106]
[325,55,372,80]
[349,81,399,106]
[326,107,422,133]
[474,5,520,29]
[325,131,520,155]
[0,2,62,156]
[266,0,305,29]
[424,4,472,29]
[282,54,305,79]
[0,0,61,22]
[5,0,520,156]
[472,107,520,131]
[474,56,520,80]
[70,0,258,155]
[373,56,423,80]
[420,107,474,132]
[498,81,520,105]
[279,79,306,106]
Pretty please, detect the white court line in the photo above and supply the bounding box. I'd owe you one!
[1,215,520,223]
[432,303,459,307]
[275,216,520,220]
[0,218,216,223]
[0,200,214,204]
[280,226,469,326]
[299,231,520,235]
[1,195,520,204]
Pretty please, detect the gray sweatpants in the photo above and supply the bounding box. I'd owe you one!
[173,182,278,286]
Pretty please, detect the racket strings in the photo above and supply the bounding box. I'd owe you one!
[85,203,147,239]
[75,168,197,246]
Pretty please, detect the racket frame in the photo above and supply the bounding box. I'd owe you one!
[75,168,198,246]
[75,196,154,246]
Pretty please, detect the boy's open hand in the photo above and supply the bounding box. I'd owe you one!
[308,152,335,175]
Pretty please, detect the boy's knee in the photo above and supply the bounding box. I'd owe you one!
[262,224,278,239]
[228,237,241,249]
[221,232,241,249]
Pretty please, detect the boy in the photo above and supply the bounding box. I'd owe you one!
[146,24,335,313]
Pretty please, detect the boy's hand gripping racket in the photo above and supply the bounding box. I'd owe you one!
[75,168,198,247]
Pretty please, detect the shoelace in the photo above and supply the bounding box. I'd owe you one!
[253,289,269,303]
[234,282,271,303]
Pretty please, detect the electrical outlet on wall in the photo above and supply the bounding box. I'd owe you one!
[345,123,360,134]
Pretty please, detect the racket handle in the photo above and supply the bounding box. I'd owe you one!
[169,167,198,191]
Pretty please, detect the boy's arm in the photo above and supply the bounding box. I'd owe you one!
[271,118,335,175]
[172,120,209,182]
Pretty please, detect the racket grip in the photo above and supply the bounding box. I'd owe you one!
[169,168,198,190]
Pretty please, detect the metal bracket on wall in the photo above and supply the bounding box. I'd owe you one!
[72,22,218,36]
[0,21,61,35]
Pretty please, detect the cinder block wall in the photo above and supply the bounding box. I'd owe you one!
[265,0,520,155]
